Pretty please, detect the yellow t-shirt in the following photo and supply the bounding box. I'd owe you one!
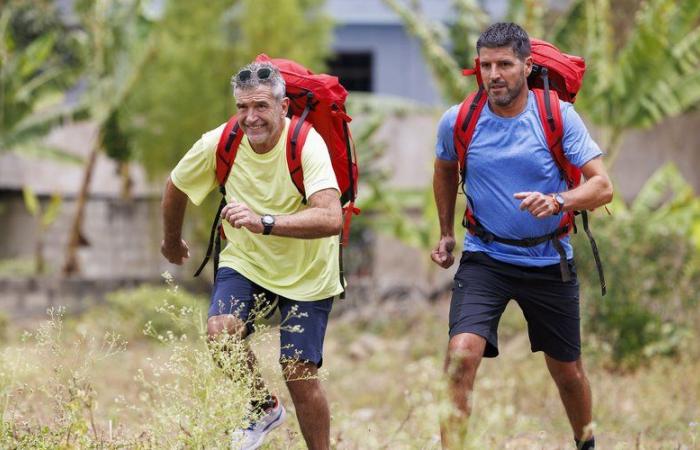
[171,118,343,300]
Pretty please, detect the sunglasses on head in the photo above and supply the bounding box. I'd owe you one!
[235,67,273,83]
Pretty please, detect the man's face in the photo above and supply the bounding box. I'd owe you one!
[478,46,532,107]
[235,84,289,152]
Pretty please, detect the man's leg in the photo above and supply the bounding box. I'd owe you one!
[207,268,276,409]
[441,332,487,449]
[545,355,593,441]
[283,361,330,450]
[207,314,270,400]
[278,297,333,450]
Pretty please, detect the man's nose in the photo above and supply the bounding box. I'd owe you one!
[242,110,259,123]
[486,65,501,81]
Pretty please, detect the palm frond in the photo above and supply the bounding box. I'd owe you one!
[383,0,468,104]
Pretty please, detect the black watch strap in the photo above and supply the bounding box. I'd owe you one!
[261,214,275,235]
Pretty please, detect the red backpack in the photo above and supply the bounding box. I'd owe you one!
[454,38,605,295]
[195,55,360,287]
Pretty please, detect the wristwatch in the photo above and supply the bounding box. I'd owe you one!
[261,214,275,235]
[553,193,566,213]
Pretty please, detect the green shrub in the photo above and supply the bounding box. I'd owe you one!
[574,164,700,370]
[76,276,208,343]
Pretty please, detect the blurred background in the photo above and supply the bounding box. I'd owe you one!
[1,0,699,448]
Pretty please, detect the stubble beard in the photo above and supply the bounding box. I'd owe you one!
[489,76,526,107]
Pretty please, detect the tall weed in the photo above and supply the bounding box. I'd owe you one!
[0,277,279,448]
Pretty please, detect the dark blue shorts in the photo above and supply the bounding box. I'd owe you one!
[210,267,333,368]
[449,251,581,362]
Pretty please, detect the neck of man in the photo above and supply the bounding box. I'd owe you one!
[489,87,530,118]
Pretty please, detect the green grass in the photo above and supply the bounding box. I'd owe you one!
[0,288,698,449]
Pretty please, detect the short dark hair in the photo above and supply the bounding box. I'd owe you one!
[476,22,531,60]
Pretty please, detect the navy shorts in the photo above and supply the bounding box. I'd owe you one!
[449,251,581,362]
[210,267,334,368]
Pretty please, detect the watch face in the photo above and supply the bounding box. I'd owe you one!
[555,194,565,207]
[262,215,275,226]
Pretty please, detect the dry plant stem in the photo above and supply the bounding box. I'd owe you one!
[89,404,98,441]
[381,405,415,449]
[207,314,270,398]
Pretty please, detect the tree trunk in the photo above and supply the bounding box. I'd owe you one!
[119,160,132,201]
[62,142,99,276]
[35,233,45,275]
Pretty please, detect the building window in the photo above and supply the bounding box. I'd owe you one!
[327,52,373,92]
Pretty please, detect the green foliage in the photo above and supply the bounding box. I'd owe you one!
[384,0,700,167]
[20,188,62,274]
[231,0,332,71]
[448,0,489,70]
[124,0,237,177]
[575,164,700,370]
[343,93,455,272]
[102,110,131,162]
[83,281,208,343]
[0,258,34,277]
[127,0,333,178]
[383,0,469,104]
[0,0,83,152]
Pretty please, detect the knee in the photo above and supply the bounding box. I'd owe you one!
[551,364,588,393]
[445,334,483,379]
[207,315,247,342]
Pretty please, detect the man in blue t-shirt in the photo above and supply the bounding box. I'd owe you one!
[432,23,612,449]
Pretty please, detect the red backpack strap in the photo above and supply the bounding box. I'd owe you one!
[453,88,487,232]
[286,115,313,201]
[532,88,580,235]
[216,116,244,190]
[532,88,576,187]
[194,116,243,278]
[453,88,487,178]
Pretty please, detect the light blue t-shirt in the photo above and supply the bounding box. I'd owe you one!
[435,91,602,267]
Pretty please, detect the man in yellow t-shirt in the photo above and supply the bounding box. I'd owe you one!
[161,61,342,450]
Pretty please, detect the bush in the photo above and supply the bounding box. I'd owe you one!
[75,275,208,343]
[574,164,700,370]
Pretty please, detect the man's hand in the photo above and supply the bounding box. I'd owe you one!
[431,235,456,269]
[161,238,190,265]
[221,200,263,234]
[514,191,559,218]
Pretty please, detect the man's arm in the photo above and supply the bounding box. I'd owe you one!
[161,176,191,264]
[515,156,613,217]
[220,188,342,239]
[431,159,459,268]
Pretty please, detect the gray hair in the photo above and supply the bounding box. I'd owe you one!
[230,61,286,100]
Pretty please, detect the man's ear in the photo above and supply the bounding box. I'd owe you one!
[281,97,290,117]
[524,55,533,77]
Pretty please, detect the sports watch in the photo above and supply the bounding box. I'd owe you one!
[261,214,275,235]
[553,193,566,213]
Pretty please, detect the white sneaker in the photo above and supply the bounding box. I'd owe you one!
[231,398,286,450]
